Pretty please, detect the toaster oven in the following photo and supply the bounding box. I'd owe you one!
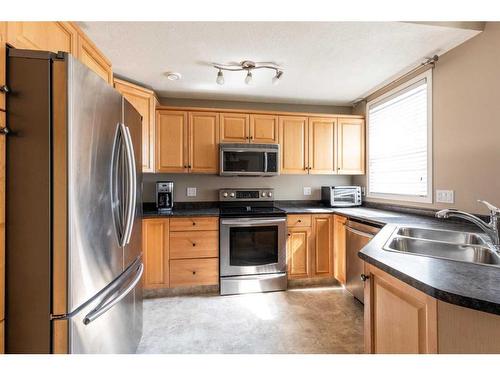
[321,186,362,207]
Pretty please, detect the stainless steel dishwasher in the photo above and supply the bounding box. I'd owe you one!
[345,220,381,303]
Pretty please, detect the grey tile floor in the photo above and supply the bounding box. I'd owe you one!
[137,286,364,354]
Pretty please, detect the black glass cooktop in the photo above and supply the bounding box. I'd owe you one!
[219,205,286,218]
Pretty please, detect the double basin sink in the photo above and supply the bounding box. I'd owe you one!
[384,226,500,267]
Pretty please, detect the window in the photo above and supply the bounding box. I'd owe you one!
[367,70,432,203]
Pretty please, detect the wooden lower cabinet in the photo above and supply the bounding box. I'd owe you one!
[287,214,333,280]
[169,230,218,259]
[170,258,218,288]
[142,216,219,291]
[287,227,312,279]
[311,215,333,277]
[363,263,438,354]
[333,215,347,284]
[142,218,170,289]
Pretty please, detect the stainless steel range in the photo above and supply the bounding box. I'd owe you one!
[219,188,287,295]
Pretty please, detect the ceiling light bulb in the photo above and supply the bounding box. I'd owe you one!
[216,69,224,85]
[272,70,283,85]
[245,70,253,85]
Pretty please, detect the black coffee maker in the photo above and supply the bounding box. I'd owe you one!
[156,181,174,213]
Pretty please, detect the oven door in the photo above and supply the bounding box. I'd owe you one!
[220,217,287,276]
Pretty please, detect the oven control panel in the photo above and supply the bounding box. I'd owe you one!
[219,188,274,201]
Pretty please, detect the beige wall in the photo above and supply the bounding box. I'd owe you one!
[143,173,351,203]
[159,97,353,115]
[353,21,500,215]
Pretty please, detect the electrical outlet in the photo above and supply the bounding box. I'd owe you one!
[436,190,454,204]
[186,187,197,197]
[303,187,312,196]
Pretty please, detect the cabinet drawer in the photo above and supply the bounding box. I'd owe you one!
[170,230,219,259]
[169,216,218,231]
[287,214,312,227]
[170,258,219,287]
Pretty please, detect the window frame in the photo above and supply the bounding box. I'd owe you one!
[366,69,433,203]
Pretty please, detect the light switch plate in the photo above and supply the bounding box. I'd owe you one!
[186,187,197,197]
[436,190,454,203]
[303,187,312,196]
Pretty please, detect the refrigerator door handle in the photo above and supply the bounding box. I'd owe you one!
[83,262,144,325]
[122,125,136,246]
[111,123,128,247]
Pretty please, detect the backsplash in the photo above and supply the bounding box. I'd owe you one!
[143,174,352,202]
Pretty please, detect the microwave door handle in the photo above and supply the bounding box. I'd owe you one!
[264,152,268,173]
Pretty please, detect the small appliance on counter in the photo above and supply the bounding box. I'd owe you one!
[156,181,174,213]
[321,186,362,207]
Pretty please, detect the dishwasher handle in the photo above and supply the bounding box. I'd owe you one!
[345,225,375,239]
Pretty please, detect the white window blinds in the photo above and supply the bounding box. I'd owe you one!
[368,76,430,198]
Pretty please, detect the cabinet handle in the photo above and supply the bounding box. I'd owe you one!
[0,126,10,135]
[188,165,192,168]
[0,85,9,93]
[360,274,370,282]
[192,242,196,247]
[192,271,196,275]
[298,219,302,223]
[192,222,196,226]
[288,233,291,237]
[184,165,187,168]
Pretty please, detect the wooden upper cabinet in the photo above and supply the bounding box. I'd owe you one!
[333,215,347,284]
[142,219,170,289]
[279,116,308,174]
[337,117,365,175]
[6,22,77,54]
[220,113,249,143]
[189,112,219,174]
[156,110,188,173]
[114,79,158,173]
[287,227,312,279]
[250,114,279,144]
[76,32,113,84]
[308,117,336,174]
[364,264,438,354]
[312,215,333,277]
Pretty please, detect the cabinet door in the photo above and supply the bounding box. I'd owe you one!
[333,215,347,284]
[250,114,279,144]
[220,113,249,143]
[312,215,333,277]
[114,79,157,173]
[287,227,312,279]
[142,219,170,289]
[308,117,336,174]
[76,32,113,84]
[364,264,438,354]
[189,112,219,174]
[6,22,77,54]
[337,118,365,175]
[156,110,188,173]
[279,116,308,174]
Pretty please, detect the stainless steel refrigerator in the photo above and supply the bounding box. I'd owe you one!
[5,49,143,353]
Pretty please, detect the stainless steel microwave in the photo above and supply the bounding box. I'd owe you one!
[219,143,279,176]
[321,186,362,207]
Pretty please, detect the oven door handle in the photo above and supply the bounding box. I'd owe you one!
[220,218,286,226]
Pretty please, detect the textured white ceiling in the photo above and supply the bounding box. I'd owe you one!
[79,22,479,105]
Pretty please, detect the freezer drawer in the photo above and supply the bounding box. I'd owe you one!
[345,220,380,303]
[59,257,143,354]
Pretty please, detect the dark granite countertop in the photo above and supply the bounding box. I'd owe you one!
[142,202,219,218]
[142,200,500,314]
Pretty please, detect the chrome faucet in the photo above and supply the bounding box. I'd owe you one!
[436,200,500,252]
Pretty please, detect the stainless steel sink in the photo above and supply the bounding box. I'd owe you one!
[396,227,485,245]
[384,226,500,267]
[386,237,500,266]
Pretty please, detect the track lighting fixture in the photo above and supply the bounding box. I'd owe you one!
[212,60,284,86]
[244,70,253,85]
[216,69,224,85]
